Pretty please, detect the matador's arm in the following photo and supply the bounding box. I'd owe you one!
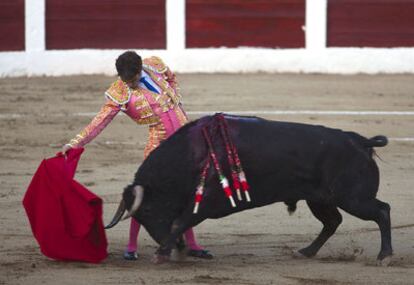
[66,100,121,148]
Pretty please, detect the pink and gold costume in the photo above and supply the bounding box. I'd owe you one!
[67,56,203,253]
[68,56,188,158]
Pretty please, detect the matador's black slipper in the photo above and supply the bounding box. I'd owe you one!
[123,251,138,261]
[187,249,213,259]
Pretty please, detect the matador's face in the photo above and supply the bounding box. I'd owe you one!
[124,73,140,89]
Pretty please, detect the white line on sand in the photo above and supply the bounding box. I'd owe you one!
[2,110,413,142]
[46,138,414,147]
[187,110,414,116]
[2,110,414,119]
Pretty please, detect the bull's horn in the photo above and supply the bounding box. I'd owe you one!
[105,199,126,229]
[122,185,144,221]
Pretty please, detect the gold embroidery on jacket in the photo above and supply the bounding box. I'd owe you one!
[144,124,167,158]
[105,79,130,109]
[143,57,181,106]
[143,56,167,73]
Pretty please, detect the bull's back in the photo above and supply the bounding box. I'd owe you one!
[231,117,348,167]
[223,117,377,203]
[137,115,377,203]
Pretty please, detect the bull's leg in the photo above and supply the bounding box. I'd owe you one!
[152,232,182,264]
[176,235,186,252]
[339,198,392,266]
[152,215,204,264]
[152,227,183,263]
[297,201,342,258]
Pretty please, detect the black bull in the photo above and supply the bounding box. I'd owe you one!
[106,114,392,265]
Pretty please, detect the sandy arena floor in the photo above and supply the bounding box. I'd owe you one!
[0,74,413,284]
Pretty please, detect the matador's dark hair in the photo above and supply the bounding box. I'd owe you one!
[115,51,142,82]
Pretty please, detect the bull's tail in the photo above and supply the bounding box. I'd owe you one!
[347,132,389,149]
[364,135,388,147]
[357,135,388,160]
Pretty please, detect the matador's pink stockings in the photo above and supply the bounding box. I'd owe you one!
[126,218,203,252]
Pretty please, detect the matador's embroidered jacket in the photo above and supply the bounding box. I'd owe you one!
[67,56,188,158]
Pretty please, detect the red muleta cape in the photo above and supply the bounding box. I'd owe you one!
[22,148,108,263]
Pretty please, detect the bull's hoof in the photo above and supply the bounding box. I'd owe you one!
[293,248,316,258]
[376,256,392,267]
[292,250,305,259]
[376,250,393,267]
[151,254,170,264]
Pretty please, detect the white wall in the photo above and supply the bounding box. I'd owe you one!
[1,0,414,77]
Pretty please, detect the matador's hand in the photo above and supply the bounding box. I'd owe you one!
[61,144,72,157]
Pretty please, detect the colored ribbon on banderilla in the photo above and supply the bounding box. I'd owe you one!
[202,126,236,208]
[217,114,251,202]
[193,114,251,214]
[193,158,210,214]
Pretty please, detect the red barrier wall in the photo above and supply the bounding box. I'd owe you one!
[186,0,305,48]
[46,0,166,50]
[328,0,414,47]
[0,0,25,51]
